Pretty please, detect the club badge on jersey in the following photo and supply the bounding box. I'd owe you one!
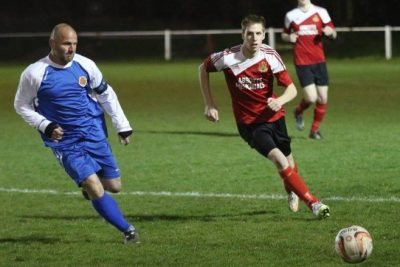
[312,15,320,23]
[259,61,269,73]
[79,76,88,87]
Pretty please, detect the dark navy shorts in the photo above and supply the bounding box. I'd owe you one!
[52,139,120,186]
[237,117,292,158]
[295,62,329,87]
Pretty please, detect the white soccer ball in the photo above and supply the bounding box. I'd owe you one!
[335,225,373,263]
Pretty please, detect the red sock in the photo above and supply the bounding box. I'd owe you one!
[295,98,311,115]
[293,162,298,173]
[311,103,327,133]
[283,181,292,194]
[283,163,298,193]
[279,167,318,208]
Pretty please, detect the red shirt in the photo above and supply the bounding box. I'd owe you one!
[204,44,293,125]
[283,5,335,65]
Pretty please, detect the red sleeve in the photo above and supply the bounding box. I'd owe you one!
[275,70,293,87]
[325,21,335,28]
[203,56,217,73]
[283,26,291,34]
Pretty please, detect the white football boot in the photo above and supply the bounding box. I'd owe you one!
[312,202,330,219]
[288,191,299,212]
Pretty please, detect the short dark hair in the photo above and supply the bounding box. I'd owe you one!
[241,15,266,33]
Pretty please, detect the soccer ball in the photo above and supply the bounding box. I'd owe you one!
[335,225,373,263]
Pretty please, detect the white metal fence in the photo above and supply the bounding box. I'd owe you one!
[1,26,399,60]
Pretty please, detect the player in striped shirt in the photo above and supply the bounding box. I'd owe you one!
[198,15,330,219]
[14,23,139,244]
[282,0,337,140]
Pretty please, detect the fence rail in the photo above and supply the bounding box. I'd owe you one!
[1,26,399,60]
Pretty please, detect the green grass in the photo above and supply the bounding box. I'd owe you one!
[0,58,399,266]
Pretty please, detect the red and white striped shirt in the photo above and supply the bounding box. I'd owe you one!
[283,5,335,65]
[203,44,293,124]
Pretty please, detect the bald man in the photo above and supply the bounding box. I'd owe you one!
[14,23,139,244]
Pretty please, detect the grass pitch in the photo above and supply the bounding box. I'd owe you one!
[0,58,399,266]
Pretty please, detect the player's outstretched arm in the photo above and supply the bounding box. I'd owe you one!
[94,85,133,143]
[198,63,219,122]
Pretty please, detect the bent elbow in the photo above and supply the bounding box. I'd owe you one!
[289,83,297,98]
[293,87,298,98]
[14,99,22,115]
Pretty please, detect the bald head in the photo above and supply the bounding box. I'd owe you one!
[50,23,76,41]
[49,23,78,65]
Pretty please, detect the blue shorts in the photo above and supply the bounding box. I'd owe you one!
[52,139,120,186]
[295,62,329,87]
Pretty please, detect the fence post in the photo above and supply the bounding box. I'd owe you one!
[164,29,171,61]
[385,25,392,60]
[268,27,275,49]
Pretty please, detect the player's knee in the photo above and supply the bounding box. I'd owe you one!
[107,185,121,193]
[267,148,289,170]
[317,96,328,104]
[81,175,105,199]
[306,95,317,104]
[102,178,122,193]
[303,85,318,103]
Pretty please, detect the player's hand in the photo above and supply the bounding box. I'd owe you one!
[204,106,219,122]
[118,130,133,146]
[322,26,335,38]
[289,33,298,43]
[52,127,64,143]
[267,98,282,112]
[45,122,64,142]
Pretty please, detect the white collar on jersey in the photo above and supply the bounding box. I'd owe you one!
[229,46,263,76]
[46,55,74,69]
